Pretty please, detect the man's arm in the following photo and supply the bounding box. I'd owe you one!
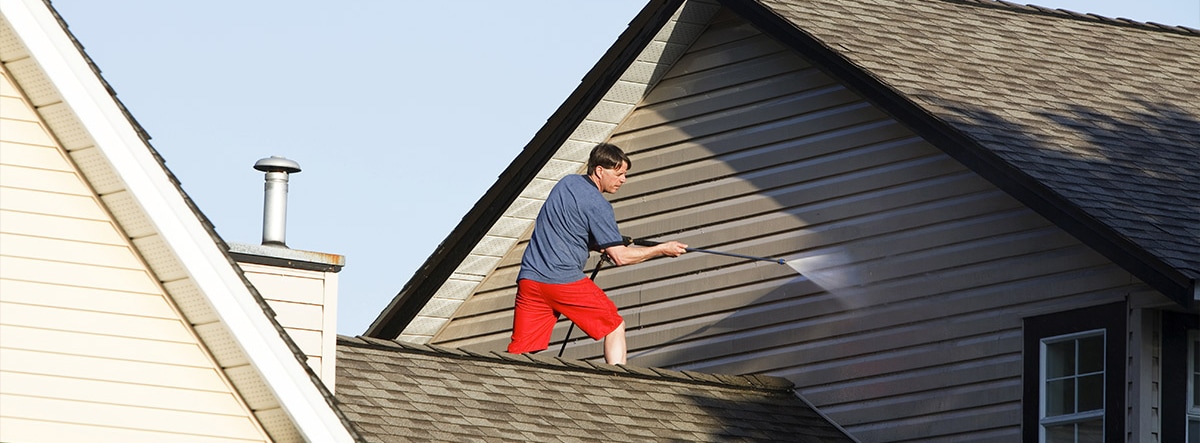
[603,241,688,266]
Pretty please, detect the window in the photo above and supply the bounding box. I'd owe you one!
[1040,330,1106,442]
[1189,331,1199,443]
[1164,311,1199,443]
[1023,302,1125,443]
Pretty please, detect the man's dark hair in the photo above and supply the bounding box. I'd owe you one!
[587,143,632,172]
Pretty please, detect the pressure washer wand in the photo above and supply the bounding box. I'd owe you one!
[556,239,784,358]
[633,239,785,265]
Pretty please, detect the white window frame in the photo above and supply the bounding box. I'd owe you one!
[1039,328,1106,443]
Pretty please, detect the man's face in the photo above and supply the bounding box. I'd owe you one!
[594,162,628,194]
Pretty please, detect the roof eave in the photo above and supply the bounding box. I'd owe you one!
[365,0,689,338]
[719,0,1194,308]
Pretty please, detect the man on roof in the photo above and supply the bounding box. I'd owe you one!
[507,143,688,365]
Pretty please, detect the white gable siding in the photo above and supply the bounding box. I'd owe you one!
[2,2,357,440]
[0,67,270,441]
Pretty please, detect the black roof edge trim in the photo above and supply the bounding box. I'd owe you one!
[720,0,1193,308]
[365,0,689,338]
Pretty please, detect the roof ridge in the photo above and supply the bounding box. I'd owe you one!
[950,0,1200,36]
[338,335,796,393]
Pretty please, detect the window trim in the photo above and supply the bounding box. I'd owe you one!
[1023,302,1126,442]
[1189,330,1198,417]
[1163,311,1199,443]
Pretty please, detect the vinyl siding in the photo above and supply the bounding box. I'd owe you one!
[427,9,1151,442]
[0,67,271,443]
[1127,307,1163,442]
[395,0,726,343]
[239,262,338,390]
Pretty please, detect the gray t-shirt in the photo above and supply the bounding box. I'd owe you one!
[518,174,624,284]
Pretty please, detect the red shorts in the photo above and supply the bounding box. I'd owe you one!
[507,277,624,354]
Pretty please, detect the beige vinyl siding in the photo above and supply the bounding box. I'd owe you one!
[427,9,1151,442]
[0,68,270,442]
[239,262,338,390]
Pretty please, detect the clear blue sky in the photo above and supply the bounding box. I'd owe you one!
[49,1,1200,335]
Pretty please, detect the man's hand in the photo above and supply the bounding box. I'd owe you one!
[656,240,688,257]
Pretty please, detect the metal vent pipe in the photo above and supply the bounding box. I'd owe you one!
[253,156,301,247]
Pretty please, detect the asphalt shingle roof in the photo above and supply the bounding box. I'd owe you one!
[751,0,1200,285]
[336,336,856,442]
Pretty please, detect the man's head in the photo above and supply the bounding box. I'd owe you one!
[587,143,631,194]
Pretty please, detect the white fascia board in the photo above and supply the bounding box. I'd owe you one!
[1,1,355,441]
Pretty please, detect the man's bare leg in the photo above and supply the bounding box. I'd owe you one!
[603,321,627,365]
